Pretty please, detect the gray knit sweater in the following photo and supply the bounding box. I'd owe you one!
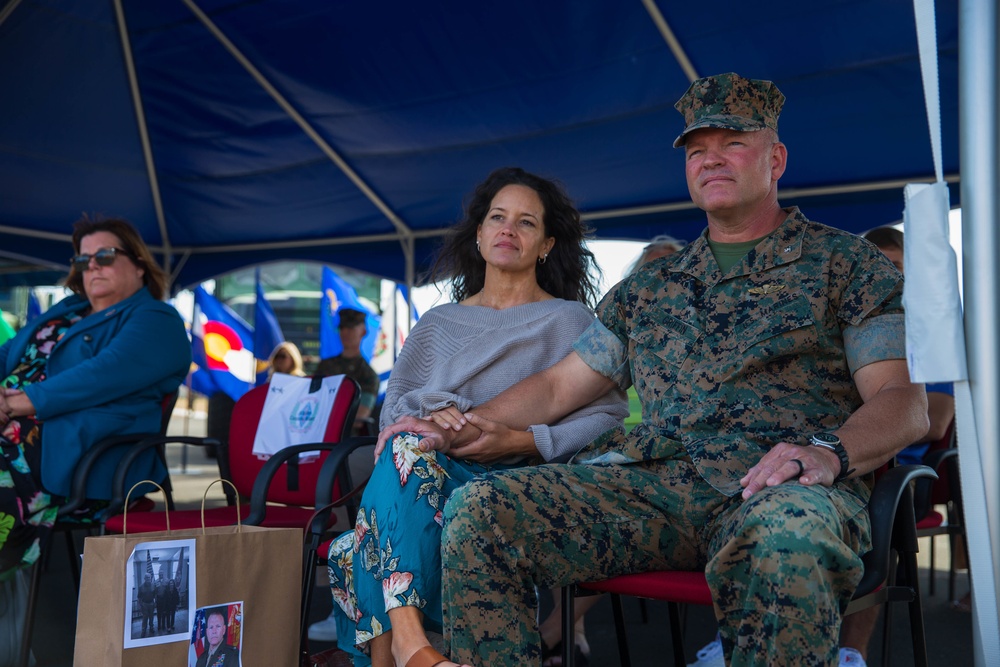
[380,298,628,463]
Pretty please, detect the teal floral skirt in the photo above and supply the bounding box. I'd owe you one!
[327,433,520,665]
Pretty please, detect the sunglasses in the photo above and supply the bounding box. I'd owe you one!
[273,353,290,360]
[70,247,132,272]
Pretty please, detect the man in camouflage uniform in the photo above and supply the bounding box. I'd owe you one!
[387,72,928,666]
[315,307,380,432]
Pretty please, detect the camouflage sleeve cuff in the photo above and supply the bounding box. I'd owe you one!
[572,319,631,391]
[843,313,906,375]
[359,392,377,410]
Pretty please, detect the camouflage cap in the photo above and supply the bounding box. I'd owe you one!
[338,308,366,328]
[673,72,785,148]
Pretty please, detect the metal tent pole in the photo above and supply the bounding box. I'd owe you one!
[958,1,1000,664]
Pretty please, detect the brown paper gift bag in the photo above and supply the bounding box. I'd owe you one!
[73,482,302,666]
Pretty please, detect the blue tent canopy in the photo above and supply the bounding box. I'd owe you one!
[0,0,959,289]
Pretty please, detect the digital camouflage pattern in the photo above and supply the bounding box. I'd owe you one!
[315,354,380,410]
[573,207,904,497]
[673,72,786,147]
[440,208,906,666]
[442,458,870,666]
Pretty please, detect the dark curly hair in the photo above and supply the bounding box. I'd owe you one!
[66,216,167,300]
[429,167,600,306]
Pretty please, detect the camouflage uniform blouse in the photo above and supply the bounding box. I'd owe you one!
[573,208,905,496]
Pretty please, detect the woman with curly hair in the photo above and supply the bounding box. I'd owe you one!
[323,167,627,667]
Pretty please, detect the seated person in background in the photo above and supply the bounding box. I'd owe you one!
[325,166,628,667]
[268,341,306,379]
[859,226,954,465]
[832,226,956,666]
[0,217,190,577]
[624,233,687,276]
[316,308,380,432]
[424,73,927,667]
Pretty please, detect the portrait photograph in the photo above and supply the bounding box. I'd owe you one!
[188,601,244,667]
[123,538,196,649]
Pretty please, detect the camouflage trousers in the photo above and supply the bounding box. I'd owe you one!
[440,458,871,666]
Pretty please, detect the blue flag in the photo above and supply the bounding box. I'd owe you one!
[189,367,221,398]
[396,284,421,325]
[254,271,284,385]
[320,266,380,361]
[193,286,258,401]
[26,290,42,322]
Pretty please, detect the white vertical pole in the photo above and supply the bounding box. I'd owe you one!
[958,1,1000,664]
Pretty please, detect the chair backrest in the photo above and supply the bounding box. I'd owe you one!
[225,376,359,506]
[911,418,957,521]
[160,391,180,433]
[927,419,956,505]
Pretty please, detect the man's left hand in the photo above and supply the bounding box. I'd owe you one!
[739,440,841,500]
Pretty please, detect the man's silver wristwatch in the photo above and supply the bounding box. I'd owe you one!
[809,432,854,482]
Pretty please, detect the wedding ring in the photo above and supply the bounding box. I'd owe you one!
[790,458,805,477]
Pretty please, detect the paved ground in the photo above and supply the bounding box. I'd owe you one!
[25,408,974,666]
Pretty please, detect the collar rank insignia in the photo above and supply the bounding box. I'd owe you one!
[748,284,785,296]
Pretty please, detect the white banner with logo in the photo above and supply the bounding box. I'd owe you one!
[251,373,343,458]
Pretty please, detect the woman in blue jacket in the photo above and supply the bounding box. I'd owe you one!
[0,217,190,577]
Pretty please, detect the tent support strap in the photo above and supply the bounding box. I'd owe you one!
[113,0,171,280]
[641,0,699,82]
[181,0,413,239]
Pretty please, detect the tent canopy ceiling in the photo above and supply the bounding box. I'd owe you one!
[0,0,959,289]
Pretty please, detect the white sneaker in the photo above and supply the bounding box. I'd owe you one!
[307,611,339,642]
[687,634,724,667]
[839,647,868,666]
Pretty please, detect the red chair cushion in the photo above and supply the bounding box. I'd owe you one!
[104,504,314,534]
[916,509,944,530]
[579,570,713,606]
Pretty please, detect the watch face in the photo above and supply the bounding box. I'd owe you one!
[812,432,840,446]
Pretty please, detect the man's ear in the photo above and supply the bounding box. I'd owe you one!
[771,141,788,181]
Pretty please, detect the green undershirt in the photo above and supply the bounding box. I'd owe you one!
[707,236,768,273]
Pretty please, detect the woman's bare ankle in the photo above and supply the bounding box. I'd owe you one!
[387,607,432,666]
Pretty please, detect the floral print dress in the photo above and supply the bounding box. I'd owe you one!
[0,309,88,579]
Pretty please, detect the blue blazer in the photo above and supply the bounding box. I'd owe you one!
[0,287,191,498]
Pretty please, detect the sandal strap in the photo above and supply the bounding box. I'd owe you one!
[405,646,450,667]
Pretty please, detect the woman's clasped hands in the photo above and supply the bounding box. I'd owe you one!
[374,408,517,464]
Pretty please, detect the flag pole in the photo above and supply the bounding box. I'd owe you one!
[252,268,261,392]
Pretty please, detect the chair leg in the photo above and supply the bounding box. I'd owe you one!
[561,586,576,667]
[610,593,632,667]
[20,562,43,667]
[299,543,323,660]
[927,534,936,596]
[947,531,956,601]
[902,550,929,667]
[881,551,898,667]
[64,530,81,591]
[667,601,687,667]
[638,597,649,624]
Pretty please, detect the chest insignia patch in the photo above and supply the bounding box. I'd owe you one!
[748,284,786,296]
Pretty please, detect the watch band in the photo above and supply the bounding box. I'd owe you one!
[809,432,854,481]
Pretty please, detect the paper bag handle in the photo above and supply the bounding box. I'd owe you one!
[123,480,169,536]
[202,478,242,534]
